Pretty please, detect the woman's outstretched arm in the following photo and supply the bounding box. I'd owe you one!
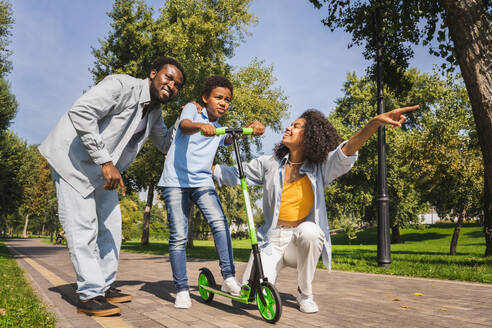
[341,105,419,156]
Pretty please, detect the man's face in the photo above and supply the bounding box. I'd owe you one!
[149,64,184,104]
[202,87,232,122]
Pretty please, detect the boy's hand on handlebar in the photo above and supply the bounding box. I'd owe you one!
[200,124,216,137]
[245,120,265,136]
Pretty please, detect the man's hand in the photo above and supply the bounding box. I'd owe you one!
[180,101,203,114]
[245,120,265,136]
[101,162,126,196]
[200,124,217,137]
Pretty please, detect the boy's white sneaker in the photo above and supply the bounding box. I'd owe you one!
[221,277,242,296]
[296,293,318,313]
[174,290,192,309]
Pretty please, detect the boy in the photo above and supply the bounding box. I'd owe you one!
[157,75,264,308]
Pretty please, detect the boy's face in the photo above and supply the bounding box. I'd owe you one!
[202,87,231,122]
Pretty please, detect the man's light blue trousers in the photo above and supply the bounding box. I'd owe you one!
[52,168,121,300]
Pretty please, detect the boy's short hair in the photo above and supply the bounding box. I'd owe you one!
[201,75,233,98]
[151,56,186,87]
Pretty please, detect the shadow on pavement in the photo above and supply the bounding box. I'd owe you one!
[48,283,78,306]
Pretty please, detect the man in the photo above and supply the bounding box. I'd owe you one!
[39,56,185,316]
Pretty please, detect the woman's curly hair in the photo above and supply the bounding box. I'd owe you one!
[274,109,342,163]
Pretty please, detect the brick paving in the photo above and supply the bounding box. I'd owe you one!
[5,238,492,328]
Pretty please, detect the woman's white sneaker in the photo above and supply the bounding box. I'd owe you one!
[221,277,242,296]
[174,290,192,309]
[296,293,318,313]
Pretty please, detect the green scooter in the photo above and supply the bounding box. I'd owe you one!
[197,127,282,324]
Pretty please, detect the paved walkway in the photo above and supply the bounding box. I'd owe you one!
[5,238,492,328]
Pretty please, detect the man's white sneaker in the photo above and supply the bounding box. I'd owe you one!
[221,277,242,296]
[174,290,192,309]
[296,293,318,313]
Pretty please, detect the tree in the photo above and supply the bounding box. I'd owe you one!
[0,0,14,77]
[309,0,492,255]
[18,149,54,238]
[326,68,481,251]
[0,131,27,235]
[91,0,288,244]
[326,69,431,242]
[404,73,483,255]
[0,0,16,131]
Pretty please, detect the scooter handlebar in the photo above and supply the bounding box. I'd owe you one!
[201,127,253,136]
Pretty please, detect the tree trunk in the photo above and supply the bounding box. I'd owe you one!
[442,0,492,201]
[484,171,492,256]
[41,223,45,235]
[391,224,403,243]
[450,210,465,255]
[141,185,154,246]
[187,203,194,249]
[22,214,30,238]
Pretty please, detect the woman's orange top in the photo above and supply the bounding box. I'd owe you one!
[277,175,314,227]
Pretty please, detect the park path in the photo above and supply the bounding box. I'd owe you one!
[5,238,492,328]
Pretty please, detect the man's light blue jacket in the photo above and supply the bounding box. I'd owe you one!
[213,142,357,270]
[39,74,176,198]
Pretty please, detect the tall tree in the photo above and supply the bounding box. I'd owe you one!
[309,0,492,255]
[405,73,483,254]
[18,149,54,238]
[326,69,434,241]
[0,0,14,77]
[0,132,27,235]
[91,0,288,244]
[0,0,16,131]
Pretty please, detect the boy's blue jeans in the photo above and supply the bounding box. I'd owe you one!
[160,186,236,292]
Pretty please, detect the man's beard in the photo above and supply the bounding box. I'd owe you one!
[149,82,171,104]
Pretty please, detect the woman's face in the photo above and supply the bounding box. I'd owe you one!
[282,117,306,151]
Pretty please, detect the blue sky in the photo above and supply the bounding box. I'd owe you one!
[9,0,443,152]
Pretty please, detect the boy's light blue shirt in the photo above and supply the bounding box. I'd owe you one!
[158,103,227,188]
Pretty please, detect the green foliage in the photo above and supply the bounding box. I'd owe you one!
[327,69,431,229]
[0,0,19,234]
[0,132,27,226]
[332,213,361,243]
[308,0,455,84]
[91,0,288,239]
[0,0,14,77]
[327,69,480,233]
[0,78,17,131]
[404,73,483,219]
[0,241,56,327]
[119,192,167,240]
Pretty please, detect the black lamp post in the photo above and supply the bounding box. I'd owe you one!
[374,5,391,268]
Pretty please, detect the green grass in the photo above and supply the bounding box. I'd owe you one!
[122,222,492,284]
[329,222,491,283]
[0,240,56,328]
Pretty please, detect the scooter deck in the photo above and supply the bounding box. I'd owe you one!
[199,284,251,304]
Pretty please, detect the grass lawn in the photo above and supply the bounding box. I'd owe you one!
[0,241,56,328]
[122,222,492,284]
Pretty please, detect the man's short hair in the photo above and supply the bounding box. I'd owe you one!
[151,56,186,87]
[201,75,233,99]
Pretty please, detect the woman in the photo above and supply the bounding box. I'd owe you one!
[213,105,418,314]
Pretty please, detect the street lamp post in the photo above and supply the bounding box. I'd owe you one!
[374,5,391,268]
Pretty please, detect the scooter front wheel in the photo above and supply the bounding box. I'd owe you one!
[198,268,216,303]
[256,282,282,323]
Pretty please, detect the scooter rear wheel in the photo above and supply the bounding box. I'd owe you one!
[198,268,216,303]
[256,281,282,323]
